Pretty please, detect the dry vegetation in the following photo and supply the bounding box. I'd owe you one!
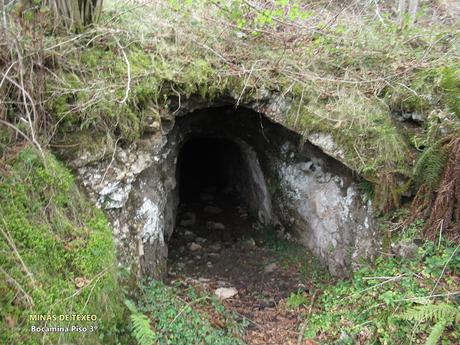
[1,0,459,216]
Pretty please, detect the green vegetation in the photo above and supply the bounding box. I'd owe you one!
[285,290,309,309]
[126,280,245,345]
[259,225,331,284]
[303,236,460,344]
[403,303,460,345]
[0,147,125,344]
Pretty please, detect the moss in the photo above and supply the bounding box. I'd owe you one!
[0,147,125,345]
[40,1,459,213]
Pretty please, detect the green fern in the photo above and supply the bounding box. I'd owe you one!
[125,300,157,345]
[402,303,460,345]
[413,142,447,190]
[440,66,460,119]
[425,319,447,345]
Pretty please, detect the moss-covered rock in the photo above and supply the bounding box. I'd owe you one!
[0,147,125,344]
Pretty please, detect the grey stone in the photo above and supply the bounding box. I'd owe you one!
[242,237,256,247]
[392,239,419,259]
[214,287,238,300]
[188,242,202,251]
[195,237,207,243]
[183,230,196,239]
[264,263,278,273]
[209,243,221,251]
[207,221,225,230]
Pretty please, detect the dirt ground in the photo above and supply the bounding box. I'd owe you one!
[167,190,318,345]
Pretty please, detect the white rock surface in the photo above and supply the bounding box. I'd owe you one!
[215,287,238,300]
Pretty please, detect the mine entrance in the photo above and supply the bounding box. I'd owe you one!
[166,109,322,344]
[174,136,254,243]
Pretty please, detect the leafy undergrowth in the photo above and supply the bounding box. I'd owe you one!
[127,280,246,345]
[304,237,460,344]
[0,147,126,344]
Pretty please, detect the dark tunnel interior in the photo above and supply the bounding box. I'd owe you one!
[177,137,245,204]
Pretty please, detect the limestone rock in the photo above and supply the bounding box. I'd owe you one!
[242,237,256,247]
[215,287,238,300]
[392,239,419,259]
[188,242,202,251]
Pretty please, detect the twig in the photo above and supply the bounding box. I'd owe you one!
[112,33,131,104]
[0,61,17,89]
[100,136,122,186]
[83,269,110,310]
[0,119,35,147]
[0,220,38,290]
[169,296,209,326]
[1,73,45,161]
[0,267,34,307]
[297,291,317,345]
[349,274,406,298]
[430,244,460,297]
[236,61,257,107]
[293,85,305,129]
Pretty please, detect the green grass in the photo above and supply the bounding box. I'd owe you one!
[0,147,126,345]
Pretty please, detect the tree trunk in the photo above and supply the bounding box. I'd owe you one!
[49,0,103,31]
[397,0,418,27]
[408,0,418,25]
[398,0,406,27]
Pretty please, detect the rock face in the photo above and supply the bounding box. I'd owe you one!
[67,101,379,279]
[278,158,375,275]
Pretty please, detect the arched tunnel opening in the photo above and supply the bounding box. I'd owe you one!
[131,105,375,342]
[161,106,374,283]
[170,125,272,248]
[174,136,257,243]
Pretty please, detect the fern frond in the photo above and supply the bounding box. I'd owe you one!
[131,313,157,345]
[425,319,447,345]
[413,143,447,190]
[125,299,157,345]
[125,299,139,314]
[402,303,460,323]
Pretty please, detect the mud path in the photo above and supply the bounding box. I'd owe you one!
[167,191,316,345]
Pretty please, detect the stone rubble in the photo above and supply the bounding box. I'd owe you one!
[206,221,225,230]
